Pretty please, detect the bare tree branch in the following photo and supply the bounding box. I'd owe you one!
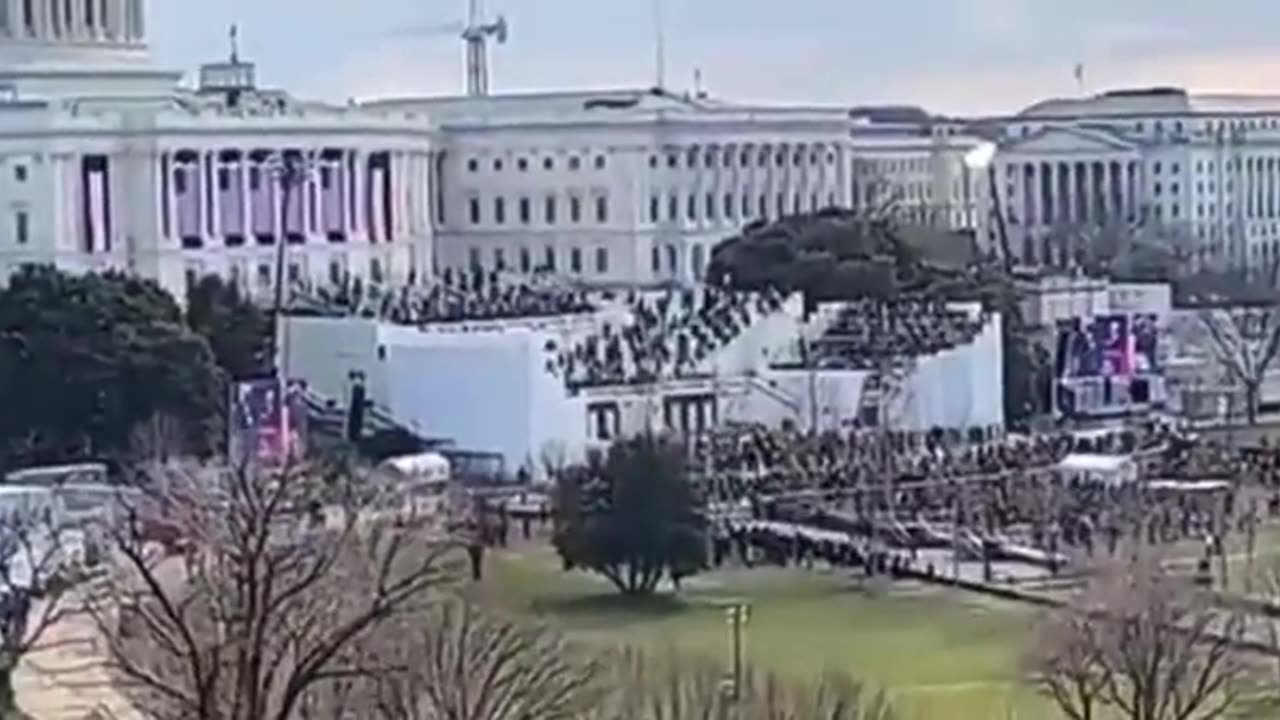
[80,459,464,720]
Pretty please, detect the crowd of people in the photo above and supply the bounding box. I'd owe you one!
[809,298,985,369]
[689,420,1278,577]
[548,286,785,390]
[289,269,597,324]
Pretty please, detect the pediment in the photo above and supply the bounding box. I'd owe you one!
[1003,126,1139,155]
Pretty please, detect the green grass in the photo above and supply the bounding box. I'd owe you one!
[477,546,1047,720]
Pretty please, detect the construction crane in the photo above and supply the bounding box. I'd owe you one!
[393,0,508,97]
[462,0,508,97]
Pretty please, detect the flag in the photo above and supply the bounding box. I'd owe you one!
[1073,63,1085,86]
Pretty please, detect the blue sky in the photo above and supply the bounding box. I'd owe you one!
[147,0,1280,115]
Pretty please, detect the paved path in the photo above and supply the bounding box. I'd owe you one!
[12,599,139,720]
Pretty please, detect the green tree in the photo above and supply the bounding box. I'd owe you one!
[185,273,272,381]
[0,265,225,470]
[552,436,705,596]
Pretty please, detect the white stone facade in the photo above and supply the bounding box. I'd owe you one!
[367,92,854,286]
[0,0,436,300]
[848,110,988,238]
[985,88,1280,271]
[0,2,859,298]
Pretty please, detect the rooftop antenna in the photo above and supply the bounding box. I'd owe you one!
[229,24,239,63]
[1074,62,1085,95]
[653,0,666,90]
[462,0,508,96]
[693,67,705,98]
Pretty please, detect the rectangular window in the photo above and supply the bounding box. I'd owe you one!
[545,196,557,224]
[544,245,556,271]
[706,192,716,220]
[217,167,230,191]
[469,197,481,224]
[687,194,697,221]
[13,165,26,182]
[570,247,582,273]
[14,210,28,245]
[519,197,531,224]
[570,196,582,223]
[743,194,751,218]
[468,246,481,269]
[650,196,659,222]
[519,247,531,273]
[595,247,608,274]
[724,193,734,219]
[595,196,608,223]
[668,195,678,221]
[651,245,660,272]
[494,247,506,270]
[494,197,505,224]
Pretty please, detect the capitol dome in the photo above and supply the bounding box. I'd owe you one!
[0,0,178,97]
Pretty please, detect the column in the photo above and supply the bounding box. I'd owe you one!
[241,150,253,240]
[353,149,365,237]
[209,151,222,242]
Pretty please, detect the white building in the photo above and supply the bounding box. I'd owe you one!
[0,0,438,299]
[367,90,854,287]
[848,106,988,237]
[986,87,1280,270]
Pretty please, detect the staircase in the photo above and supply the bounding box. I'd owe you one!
[300,389,449,459]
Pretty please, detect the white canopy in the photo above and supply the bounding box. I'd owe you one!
[1056,453,1137,486]
[378,453,451,480]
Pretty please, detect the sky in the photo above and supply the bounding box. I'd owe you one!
[146,0,1280,116]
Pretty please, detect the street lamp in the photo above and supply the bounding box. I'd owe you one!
[266,150,315,463]
[722,601,750,703]
[964,141,1010,271]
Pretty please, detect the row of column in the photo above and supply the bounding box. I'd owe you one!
[651,145,850,221]
[1012,159,1141,228]
[157,148,432,249]
[2,0,144,43]
[1240,155,1280,221]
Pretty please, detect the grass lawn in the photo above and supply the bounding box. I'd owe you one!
[477,545,1048,720]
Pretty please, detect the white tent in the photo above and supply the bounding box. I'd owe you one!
[1056,453,1137,486]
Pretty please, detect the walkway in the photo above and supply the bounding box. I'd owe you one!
[12,598,139,720]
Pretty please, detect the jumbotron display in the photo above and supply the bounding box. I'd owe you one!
[1054,314,1159,380]
[1053,314,1162,417]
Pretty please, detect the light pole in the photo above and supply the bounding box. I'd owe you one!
[723,601,750,703]
[268,150,314,462]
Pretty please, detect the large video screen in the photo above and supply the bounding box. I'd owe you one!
[228,379,308,464]
[1054,314,1159,379]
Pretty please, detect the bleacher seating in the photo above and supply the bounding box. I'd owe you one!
[288,269,596,324]
[809,298,984,369]
[546,286,785,390]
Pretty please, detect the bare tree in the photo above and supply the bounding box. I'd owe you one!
[0,503,79,711]
[1027,551,1247,720]
[1026,607,1108,720]
[1197,305,1280,424]
[356,594,603,720]
[588,647,895,720]
[83,459,464,720]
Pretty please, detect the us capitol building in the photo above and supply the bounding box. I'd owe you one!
[0,0,855,298]
[4,0,1280,301]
